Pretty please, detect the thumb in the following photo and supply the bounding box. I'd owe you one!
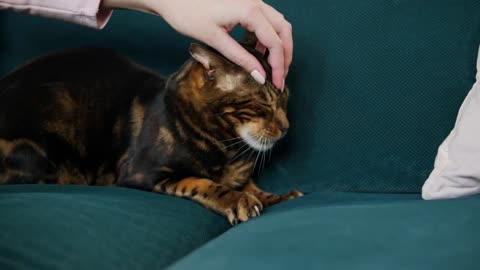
[206,29,266,85]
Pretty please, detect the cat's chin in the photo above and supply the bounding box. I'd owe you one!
[238,127,276,152]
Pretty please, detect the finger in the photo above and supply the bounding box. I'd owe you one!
[240,6,285,89]
[206,28,266,84]
[260,3,293,78]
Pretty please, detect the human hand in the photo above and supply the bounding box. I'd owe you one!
[102,0,293,90]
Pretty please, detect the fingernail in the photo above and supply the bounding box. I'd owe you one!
[281,79,285,92]
[250,70,265,85]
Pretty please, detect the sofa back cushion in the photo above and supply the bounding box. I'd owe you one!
[1,0,480,193]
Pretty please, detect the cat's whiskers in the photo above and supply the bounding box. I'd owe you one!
[259,138,264,172]
[267,137,275,163]
[229,143,250,162]
[209,111,229,117]
[246,146,256,163]
[253,148,261,174]
[248,131,275,175]
[209,137,242,154]
[219,137,242,143]
[260,138,267,175]
[222,140,245,149]
[252,133,264,174]
[230,144,253,163]
[258,139,262,174]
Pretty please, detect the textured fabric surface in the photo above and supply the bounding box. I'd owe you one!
[168,192,480,270]
[423,46,480,199]
[0,185,229,270]
[257,0,480,193]
[1,1,480,193]
[0,10,189,77]
[1,2,479,269]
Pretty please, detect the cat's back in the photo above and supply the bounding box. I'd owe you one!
[0,47,165,138]
[0,47,161,99]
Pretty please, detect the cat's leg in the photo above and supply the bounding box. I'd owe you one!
[153,177,264,225]
[242,181,303,208]
[0,139,55,184]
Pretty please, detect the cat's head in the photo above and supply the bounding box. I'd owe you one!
[174,34,290,152]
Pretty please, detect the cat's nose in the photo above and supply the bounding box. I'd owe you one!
[279,126,288,136]
[275,120,288,136]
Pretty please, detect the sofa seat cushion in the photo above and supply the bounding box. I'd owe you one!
[0,185,229,270]
[168,192,480,270]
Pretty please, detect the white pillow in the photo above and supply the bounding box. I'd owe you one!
[422,46,480,200]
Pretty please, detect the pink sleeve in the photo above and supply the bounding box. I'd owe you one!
[0,0,113,29]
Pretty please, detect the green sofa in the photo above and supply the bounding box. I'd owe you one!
[1,1,479,269]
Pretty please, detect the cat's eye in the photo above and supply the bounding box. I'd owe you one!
[258,101,272,108]
[232,100,251,106]
[258,100,270,105]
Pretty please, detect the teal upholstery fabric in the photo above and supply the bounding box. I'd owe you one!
[1,1,480,193]
[168,192,480,270]
[259,0,480,193]
[1,1,480,269]
[0,11,190,76]
[0,185,229,270]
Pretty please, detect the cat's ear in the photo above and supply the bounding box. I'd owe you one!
[241,31,268,57]
[189,43,222,71]
[241,31,258,48]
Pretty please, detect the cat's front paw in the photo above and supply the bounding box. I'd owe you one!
[224,192,264,225]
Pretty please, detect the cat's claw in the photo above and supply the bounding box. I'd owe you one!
[283,190,304,200]
[226,192,263,225]
[254,205,261,216]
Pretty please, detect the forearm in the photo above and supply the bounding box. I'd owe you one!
[0,0,112,28]
[101,0,158,15]
[0,0,292,88]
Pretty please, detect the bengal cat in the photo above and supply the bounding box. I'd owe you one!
[0,35,302,225]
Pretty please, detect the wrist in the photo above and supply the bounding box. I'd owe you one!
[101,0,163,16]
